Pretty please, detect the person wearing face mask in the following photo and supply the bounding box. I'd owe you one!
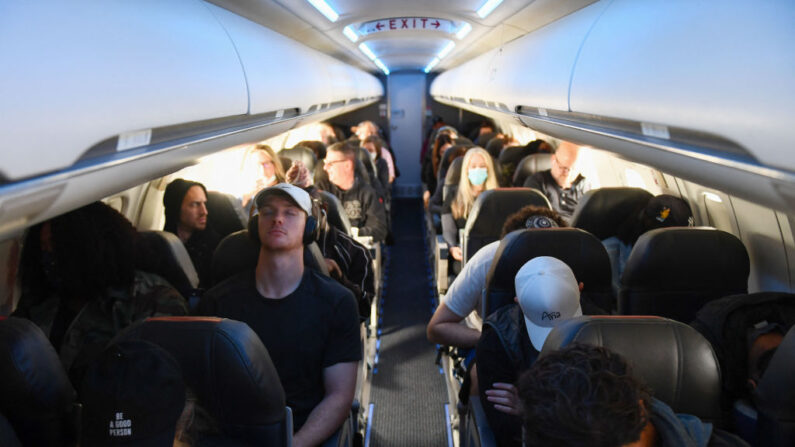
[442,147,499,264]
[239,144,287,219]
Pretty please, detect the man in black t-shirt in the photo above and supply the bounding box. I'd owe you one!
[197,183,361,446]
[523,141,589,221]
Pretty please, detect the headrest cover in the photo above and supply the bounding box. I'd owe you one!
[81,340,186,446]
[541,316,722,421]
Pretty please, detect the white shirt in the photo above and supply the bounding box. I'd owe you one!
[442,240,501,331]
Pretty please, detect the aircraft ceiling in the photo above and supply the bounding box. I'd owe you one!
[209,0,597,74]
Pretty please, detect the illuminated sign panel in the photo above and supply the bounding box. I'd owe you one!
[359,17,456,35]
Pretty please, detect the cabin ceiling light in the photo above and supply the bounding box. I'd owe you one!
[438,41,455,59]
[343,25,359,42]
[424,57,441,73]
[456,22,472,39]
[476,0,503,18]
[307,0,339,22]
[359,42,377,60]
[373,58,390,75]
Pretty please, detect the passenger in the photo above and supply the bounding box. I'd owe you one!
[468,120,495,142]
[197,184,361,445]
[427,205,566,349]
[163,179,222,289]
[362,135,391,191]
[239,144,287,218]
[517,344,750,447]
[13,202,187,384]
[442,147,499,263]
[297,140,327,160]
[353,120,396,183]
[477,256,583,447]
[524,138,554,154]
[523,141,589,221]
[80,340,187,447]
[601,194,693,292]
[318,142,388,242]
[427,144,468,215]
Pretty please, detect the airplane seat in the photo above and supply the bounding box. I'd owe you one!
[497,145,529,184]
[619,227,749,323]
[541,316,723,424]
[318,190,353,235]
[443,157,463,202]
[511,153,552,186]
[279,156,292,173]
[280,145,318,173]
[461,188,551,265]
[210,228,329,287]
[570,187,654,239]
[114,317,292,446]
[136,230,200,300]
[754,325,795,447]
[206,190,245,238]
[0,413,22,447]
[0,317,78,447]
[483,228,613,318]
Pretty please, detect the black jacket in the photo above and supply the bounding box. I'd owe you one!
[318,178,388,242]
[318,225,376,319]
[524,170,587,220]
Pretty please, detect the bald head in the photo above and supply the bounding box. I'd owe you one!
[551,141,581,188]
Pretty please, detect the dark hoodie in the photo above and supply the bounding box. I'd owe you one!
[163,179,221,288]
[649,398,749,447]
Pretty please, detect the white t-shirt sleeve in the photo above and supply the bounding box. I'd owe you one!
[442,241,500,322]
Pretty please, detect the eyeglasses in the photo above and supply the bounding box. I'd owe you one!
[324,159,348,168]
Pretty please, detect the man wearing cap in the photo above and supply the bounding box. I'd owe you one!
[475,256,583,447]
[163,178,221,288]
[197,183,361,447]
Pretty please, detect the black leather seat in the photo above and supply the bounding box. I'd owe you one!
[619,227,749,323]
[211,228,329,286]
[0,317,77,446]
[280,145,318,173]
[114,317,291,446]
[443,157,463,201]
[0,413,21,447]
[279,156,292,172]
[461,188,551,265]
[497,145,529,184]
[570,187,653,240]
[206,190,245,238]
[135,230,200,299]
[318,190,353,235]
[755,325,795,447]
[511,153,552,186]
[542,315,723,423]
[483,228,613,317]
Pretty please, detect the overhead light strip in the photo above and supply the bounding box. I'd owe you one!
[343,25,358,42]
[373,58,390,75]
[306,0,339,22]
[476,0,503,18]
[438,41,455,59]
[456,22,472,39]
[424,57,440,73]
[358,43,389,75]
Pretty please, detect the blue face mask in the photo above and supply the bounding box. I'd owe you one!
[468,167,488,186]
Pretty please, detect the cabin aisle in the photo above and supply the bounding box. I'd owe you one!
[368,198,449,446]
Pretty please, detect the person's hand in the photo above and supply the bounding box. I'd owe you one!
[485,383,520,415]
[450,246,463,261]
[422,190,431,209]
[324,258,342,278]
[287,160,311,187]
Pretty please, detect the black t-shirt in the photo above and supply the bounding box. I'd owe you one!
[184,229,222,289]
[197,268,362,429]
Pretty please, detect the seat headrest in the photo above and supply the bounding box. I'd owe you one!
[542,316,722,422]
[755,325,795,446]
[623,227,749,290]
[136,230,200,296]
[115,317,286,440]
[465,188,552,236]
[497,145,528,165]
[445,156,463,185]
[318,190,352,235]
[279,156,292,172]
[0,317,76,446]
[206,191,245,238]
[354,159,372,183]
[570,187,653,239]
[512,153,552,186]
[484,228,613,316]
[279,146,317,173]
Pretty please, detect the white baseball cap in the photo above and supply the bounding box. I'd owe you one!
[515,256,582,351]
[254,183,312,215]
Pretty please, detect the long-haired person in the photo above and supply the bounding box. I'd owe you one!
[442,147,499,263]
[239,144,287,217]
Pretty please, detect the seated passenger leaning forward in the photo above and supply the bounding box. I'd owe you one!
[197,183,361,446]
[163,178,221,288]
[518,344,750,447]
[476,256,583,447]
[523,141,589,221]
[318,141,388,242]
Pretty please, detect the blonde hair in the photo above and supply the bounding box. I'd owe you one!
[451,147,498,220]
[244,144,286,183]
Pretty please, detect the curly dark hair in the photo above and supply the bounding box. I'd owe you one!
[20,202,138,303]
[500,205,568,238]
[517,344,651,447]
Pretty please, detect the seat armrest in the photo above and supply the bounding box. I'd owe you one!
[464,397,497,447]
[436,235,449,295]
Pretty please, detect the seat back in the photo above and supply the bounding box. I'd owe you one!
[497,145,528,184]
[443,157,463,202]
[280,145,318,173]
[483,228,613,317]
[279,156,292,172]
[318,190,353,235]
[570,187,653,239]
[0,317,77,447]
[542,316,723,423]
[115,317,291,446]
[755,325,795,447]
[136,230,199,298]
[462,188,551,264]
[511,153,552,186]
[206,191,245,238]
[619,227,749,322]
